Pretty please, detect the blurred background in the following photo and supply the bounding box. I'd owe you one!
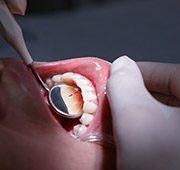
[0,0,180,63]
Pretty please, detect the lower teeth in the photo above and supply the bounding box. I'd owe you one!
[80,113,94,126]
[83,102,97,114]
[73,124,87,137]
[46,72,98,137]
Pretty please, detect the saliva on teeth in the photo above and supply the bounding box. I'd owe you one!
[46,72,98,137]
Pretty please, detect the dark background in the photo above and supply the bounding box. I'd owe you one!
[0,0,180,63]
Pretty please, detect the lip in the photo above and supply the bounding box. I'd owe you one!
[34,57,114,144]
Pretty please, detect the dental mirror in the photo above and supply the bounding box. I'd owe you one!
[0,3,81,119]
[49,84,82,118]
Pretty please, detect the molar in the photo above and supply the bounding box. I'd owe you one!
[80,113,94,126]
[83,101,97,114]
[82,92,97,101]
[80,85,93,92]
[73,124,87,137]
[76,78,90,86]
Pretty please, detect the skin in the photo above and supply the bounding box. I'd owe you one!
[0,58,116,170]
[107,56,180,170]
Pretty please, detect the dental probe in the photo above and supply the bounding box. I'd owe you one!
[0,1,81,119]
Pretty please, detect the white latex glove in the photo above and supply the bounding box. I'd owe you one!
[107,56,180,170]
[4,0,27,15]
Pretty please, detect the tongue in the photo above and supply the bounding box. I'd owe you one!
[35,57,114,142]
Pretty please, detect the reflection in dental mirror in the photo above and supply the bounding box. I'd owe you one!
[49,84,83,119]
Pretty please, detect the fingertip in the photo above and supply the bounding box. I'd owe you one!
[112,55,130,65]
[107,55,146,101]
[5,0,27,15]
[110,55,136,75]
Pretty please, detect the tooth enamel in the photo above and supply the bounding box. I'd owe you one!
[73,124,87,137]
[62,72,74,78]
[76,79,90,85]
[52,72,98,116]
[61,72,75,84]
[80,113,94,125]
[83,102,97,113]
[82,92,97,101]
[74,74,83,79]
[52,75,62,82]
[46,78,53,88]
[80,85,93,92]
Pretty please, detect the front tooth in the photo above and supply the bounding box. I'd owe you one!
[80,113,94,125]
[73,124,87,137]
[46,78,53,88]
[83,102,97,113]
[52,75,62,83]
[82,92,97,101]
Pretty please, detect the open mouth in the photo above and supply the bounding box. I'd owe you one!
[35,57,114,145]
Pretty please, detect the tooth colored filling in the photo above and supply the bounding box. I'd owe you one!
[46,72,98,137]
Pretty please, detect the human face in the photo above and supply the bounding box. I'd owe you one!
[0,57,116,170]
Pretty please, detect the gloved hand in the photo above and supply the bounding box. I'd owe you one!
[107,56,180,170]
[2,0,27,15]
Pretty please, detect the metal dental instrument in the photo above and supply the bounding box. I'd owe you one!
[0,2,81,119]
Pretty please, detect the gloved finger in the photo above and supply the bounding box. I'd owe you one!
[107,56,180,170]
[107,56,153,114]
[5,0,27,15]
